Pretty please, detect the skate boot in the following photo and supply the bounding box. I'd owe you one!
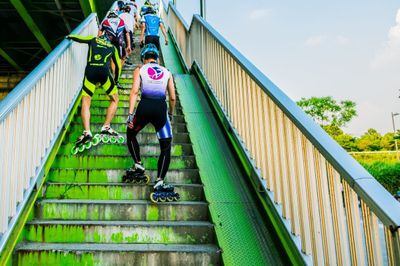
[150,179,180,203]
[99,126,125,144]
[122,163,150,184]
[71,131,99,154]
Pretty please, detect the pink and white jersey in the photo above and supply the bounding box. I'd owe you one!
[140,63,170,99]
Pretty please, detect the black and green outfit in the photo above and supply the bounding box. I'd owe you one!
[67,35,121,97]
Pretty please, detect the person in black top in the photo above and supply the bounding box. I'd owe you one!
[67,34,122,146]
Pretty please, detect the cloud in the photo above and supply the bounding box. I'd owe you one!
[305,35,328,47]
[370,9,400,70]
[304,34,349,47]
[249,9,271,20]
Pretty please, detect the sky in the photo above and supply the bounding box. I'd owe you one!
[169,0,400,136]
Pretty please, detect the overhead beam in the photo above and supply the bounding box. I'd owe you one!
[54,0,72,32]
[10,0,52,53]
[0,48,23,71]
[79,0,97,17]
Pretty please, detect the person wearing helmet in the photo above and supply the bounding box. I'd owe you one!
[139,5,168,50]
[119,4,135,59]
[99,11,131,67]
[125,0,139,26]
[66,34,122,147]
[126,44,176,194]
[140,0,153,16]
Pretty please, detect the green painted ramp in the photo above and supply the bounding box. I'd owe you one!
[161,34,289,265]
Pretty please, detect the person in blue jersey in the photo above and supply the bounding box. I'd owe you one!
[139,5,168,50]
[66,34,122,146]
[126,44,176,190]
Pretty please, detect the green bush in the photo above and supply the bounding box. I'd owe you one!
[360,161,400,194]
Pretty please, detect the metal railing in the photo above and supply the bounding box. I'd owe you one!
[0,13,98,251]
[160,1,400,265]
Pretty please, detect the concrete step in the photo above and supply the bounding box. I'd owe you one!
[91,93,181,102]
[74,114,186,124]
[35,199,209,221]
[43,183,204,201]
[58,143,193,156]
[90,99,182,108]
[68,123,188,136]
[52,155,196,169]
[15,243,221,266]
[64,131,191,145]
[47,169,200,184]
[86,106,183,116]
[24,220,215,244]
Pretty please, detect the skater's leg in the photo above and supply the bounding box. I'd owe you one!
[81,96,92,132]
[157,137,172,181]
[127,126,142,164]
[101,74,119,129]
[104,93,119,128]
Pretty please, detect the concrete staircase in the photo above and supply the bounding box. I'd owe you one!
[13,50,221,265]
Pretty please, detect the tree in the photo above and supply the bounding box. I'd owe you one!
[297,96,357,127]
[356,128,382,151]
[322,124,357,151]
[380,132,395,151]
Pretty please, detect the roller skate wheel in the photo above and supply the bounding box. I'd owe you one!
[110,136,117,144]
[102,135,110,143]
[117,136,125,143]
[92,135,101,146]
[167,196,174,202]
[71,146,78,155]
[85,142,92,149]
[174,195,180,201]
[78,145,86,153]
[145,175,150,184]
[159,196,166,202]
[150,192,158,203]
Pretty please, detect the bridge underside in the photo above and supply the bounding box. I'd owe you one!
[0,0,113,76]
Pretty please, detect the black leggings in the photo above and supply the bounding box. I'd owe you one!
[126,98,173,180]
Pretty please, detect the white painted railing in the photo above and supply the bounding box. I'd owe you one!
[161,1,400,265]
[0,14,98,251]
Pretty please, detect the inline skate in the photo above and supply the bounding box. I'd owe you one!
[71,131,101,154]
[150,180,180,203]
[97,126,125,144]
[122,163,150,184]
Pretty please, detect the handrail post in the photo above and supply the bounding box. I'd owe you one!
[200,0,206,19]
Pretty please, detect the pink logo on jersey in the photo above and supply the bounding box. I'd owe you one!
[147,66,164,80]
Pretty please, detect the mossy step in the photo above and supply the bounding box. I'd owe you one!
[52,155,196,169]
[43,183,204,201]
[47,169,200,184]
[86,107,183,116]
[15,243,221,266]
[35,199,209,221]
[68,121,188,137]
[24,220,215,244]
[58,143,193,156]
[89,100,182,108]
[74,114,185,124]
[64,132,190,146]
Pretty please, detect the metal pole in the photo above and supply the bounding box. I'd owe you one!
[392,112,399,160]
[200,0,206,19]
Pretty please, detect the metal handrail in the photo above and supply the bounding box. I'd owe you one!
[0,13,98,252]
[161,1,400,264]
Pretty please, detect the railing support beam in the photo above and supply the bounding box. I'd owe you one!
[0,48,23,72]
[10,0,52,53]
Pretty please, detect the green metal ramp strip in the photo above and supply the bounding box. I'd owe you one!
[161,33,287,264]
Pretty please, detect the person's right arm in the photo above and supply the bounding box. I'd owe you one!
[127,67,141,128]
[167,73,176,115]
[66,35,94,44]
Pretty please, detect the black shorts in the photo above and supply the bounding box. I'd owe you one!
[129,31,134,49]
[111,41,126,59]
[82,66,117,97]
[145,35,160,51]
[129,98,172,139]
